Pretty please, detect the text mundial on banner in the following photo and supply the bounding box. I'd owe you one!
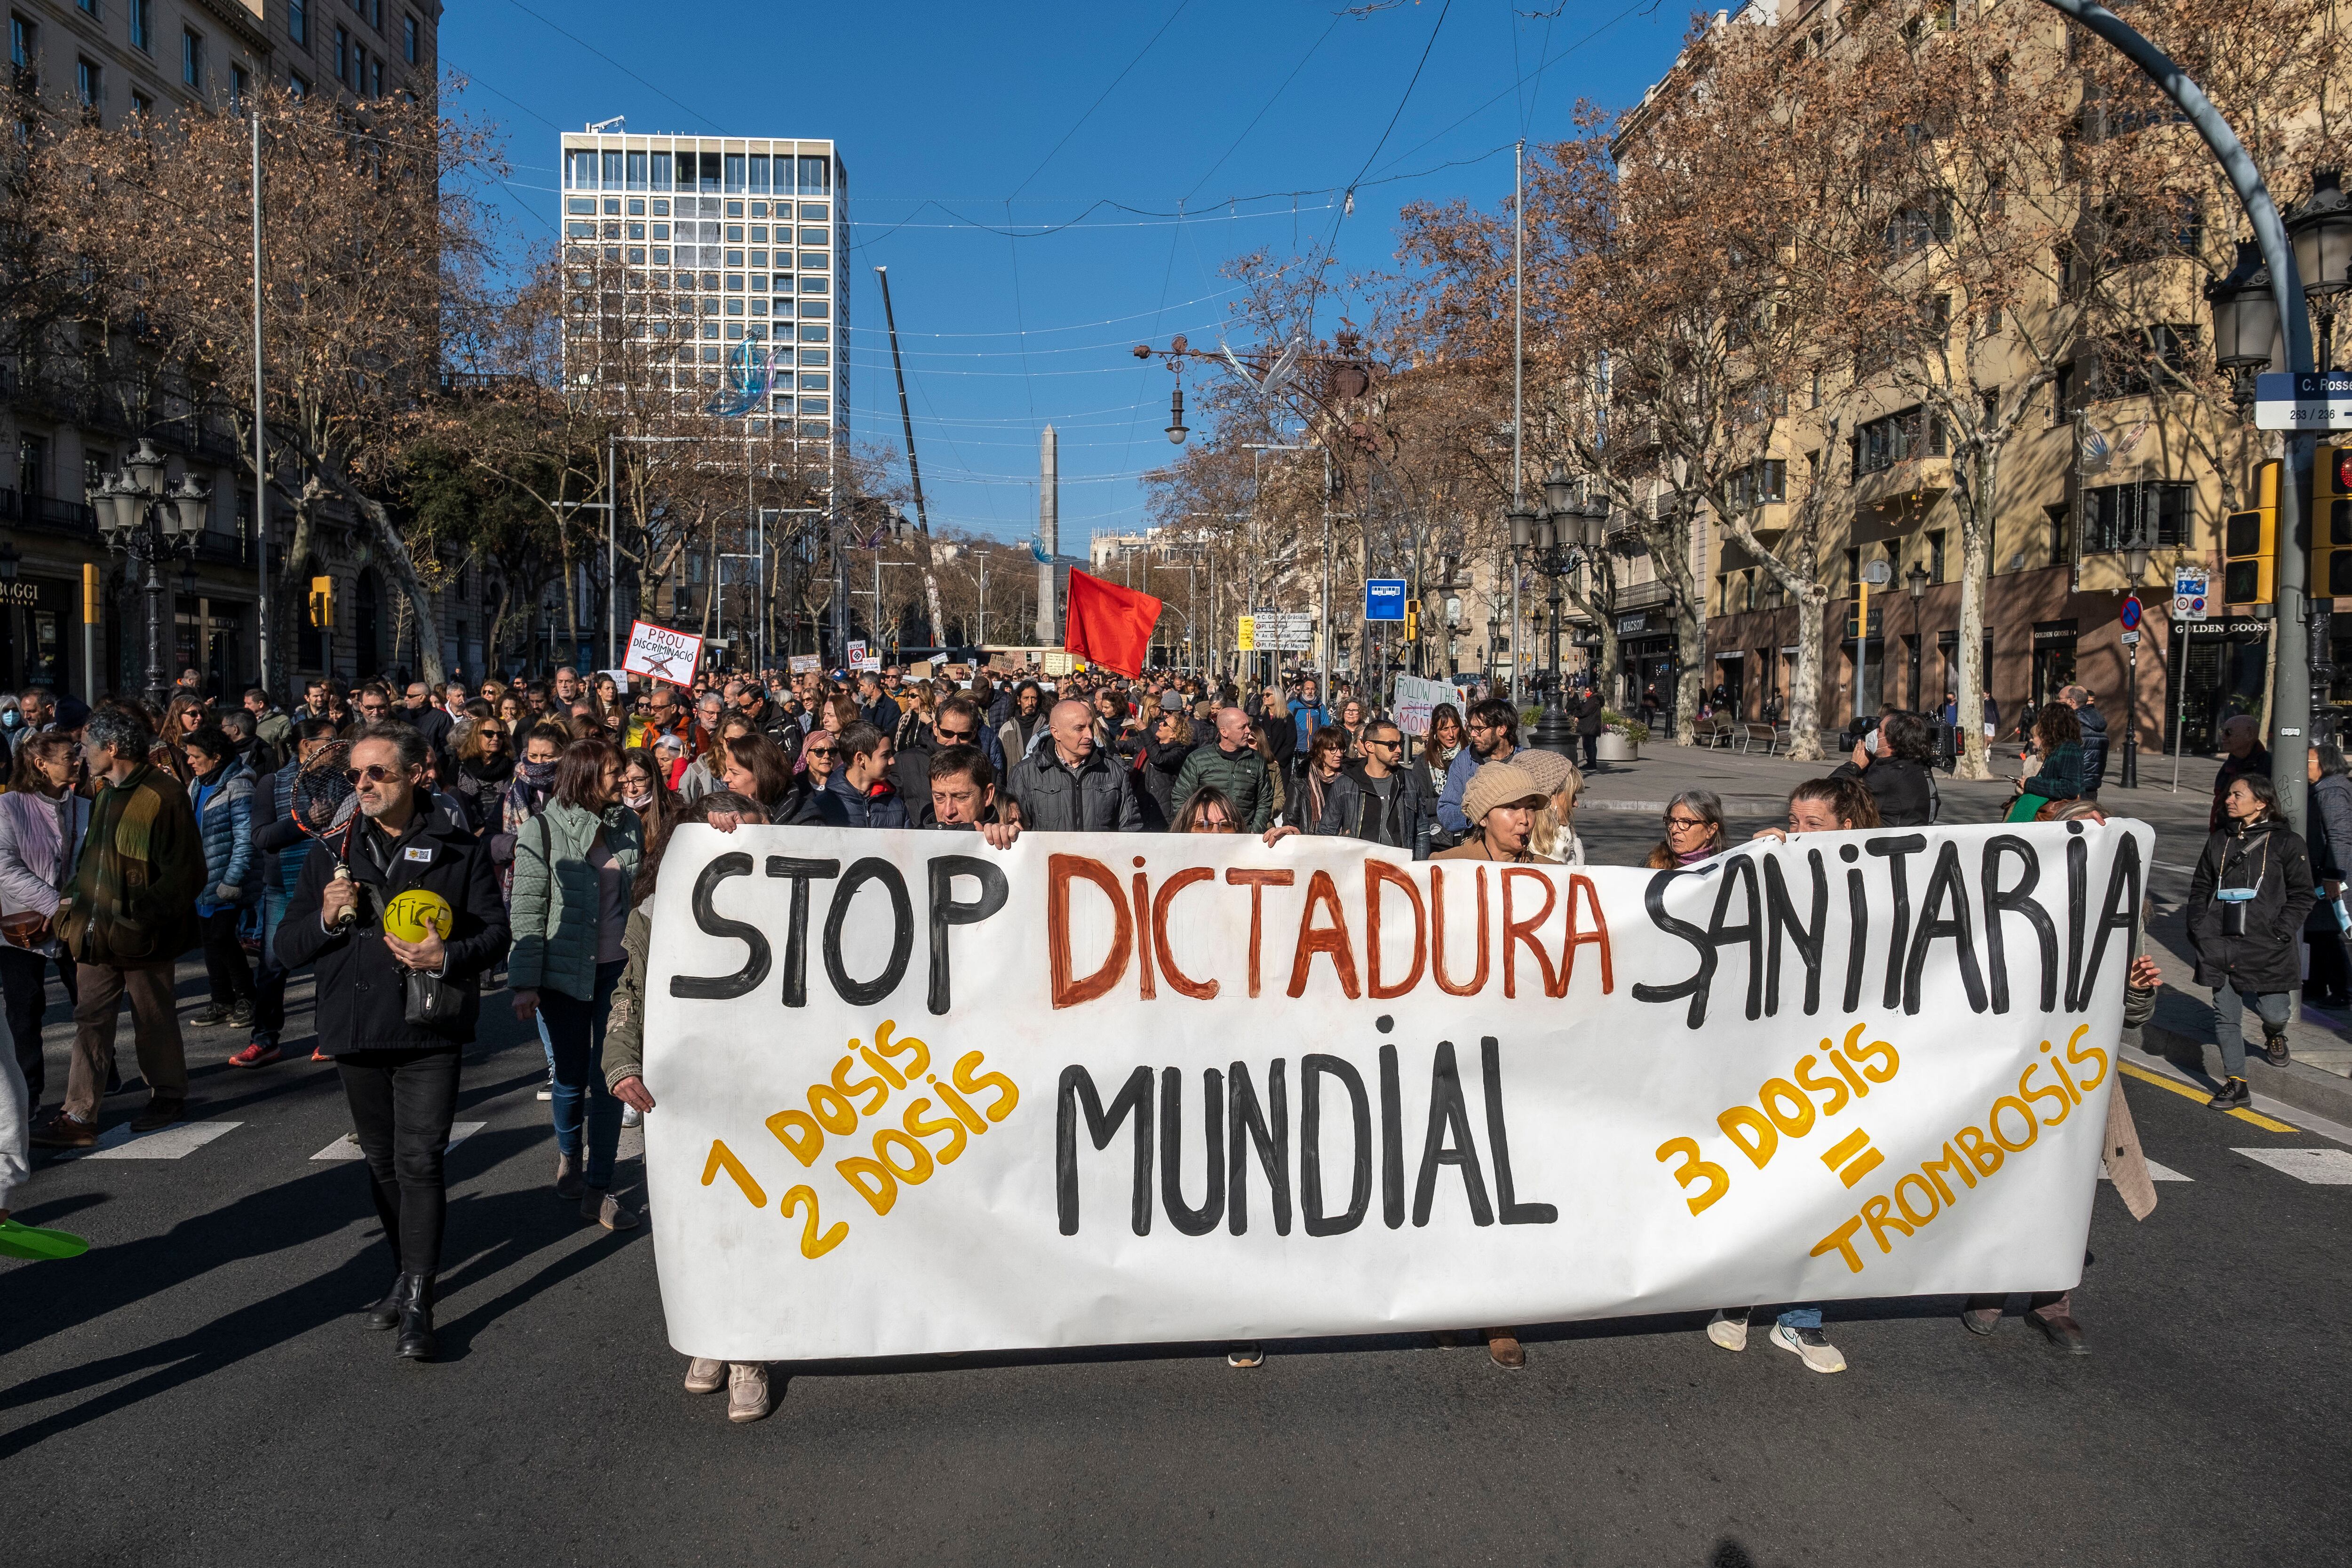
[640,820,2150,1362]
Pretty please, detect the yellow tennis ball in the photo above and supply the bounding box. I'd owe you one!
[383,888,453,943]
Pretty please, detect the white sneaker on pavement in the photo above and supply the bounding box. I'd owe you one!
[1770,1322,1847,1373]
[1706,1309,1748,1352]
[622,1102,643,1128]
[727,1361,771,1423]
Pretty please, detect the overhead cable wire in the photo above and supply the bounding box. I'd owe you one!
[1007,0,1198,201]
[488,0,723,134]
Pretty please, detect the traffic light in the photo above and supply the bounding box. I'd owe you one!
[2223,460,2279,608]
[308,575,334,628]
[1404,600,1419,642]
[2320,444,2352,600]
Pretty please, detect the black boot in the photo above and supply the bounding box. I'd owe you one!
[395,1274,436,1361]
[364,1274,408,1330]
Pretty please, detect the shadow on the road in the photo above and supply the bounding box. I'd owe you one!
[0,1129,642,1452]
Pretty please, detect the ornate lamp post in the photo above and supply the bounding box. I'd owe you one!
[2286,169,2352,372]
[1513,466,1605,756]
[89,437,208,709]
[1905,561,1929,709]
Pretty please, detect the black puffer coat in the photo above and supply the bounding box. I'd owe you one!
[2187,816,2316,995]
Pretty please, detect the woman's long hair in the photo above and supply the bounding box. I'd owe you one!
[621,744,677,853]
[632,791,765,906]
[1422,704,1462,770]
[553,736,621,812]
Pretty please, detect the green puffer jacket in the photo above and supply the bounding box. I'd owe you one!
[507,797,643,1001]
[604,904,652,1092]
[1170,743,1272,833]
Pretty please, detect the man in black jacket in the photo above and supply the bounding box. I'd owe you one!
[278,721,509,1362]
[1574,689,1604,771]
[1004,700,1143,832]
[1314,718,1434,857]
[892,697,986,829]
[2061,685,2109,796]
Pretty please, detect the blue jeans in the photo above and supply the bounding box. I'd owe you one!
[253,886,292,1040]
[2211,987,2292,1080]
[1777,1307,1822,1331]
[542,960,625,1189]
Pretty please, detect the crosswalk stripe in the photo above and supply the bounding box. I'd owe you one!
[67,1121,242,1160]
[2105,1159,2193,1182]
[310,1122,487,1162]
[2231,1147,2352,1185]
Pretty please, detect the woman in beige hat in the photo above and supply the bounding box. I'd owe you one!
[1431,761,1555,865]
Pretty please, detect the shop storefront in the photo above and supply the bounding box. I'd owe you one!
[0,574,79,693]
[1616,609,1678,721]
[2168,617,2269,757]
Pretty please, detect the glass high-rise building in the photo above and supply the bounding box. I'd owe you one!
[557,131,847,447]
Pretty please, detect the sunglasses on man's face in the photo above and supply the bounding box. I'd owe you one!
[345,764,407,785]
[937,725,976,742]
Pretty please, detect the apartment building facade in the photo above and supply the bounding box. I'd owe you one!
[2,0,457,700]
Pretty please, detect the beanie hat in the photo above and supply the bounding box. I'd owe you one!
[1514,748,1581,803]
[1462,761,1549,828]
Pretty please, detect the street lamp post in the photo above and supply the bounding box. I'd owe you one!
[1905,561,1928,709]
[1511,467,1605,756]
[2287,169,2352,372]
[89,438,209,710]
[2124,543,2150,788]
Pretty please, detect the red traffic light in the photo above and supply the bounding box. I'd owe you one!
[2335,446,2352,494]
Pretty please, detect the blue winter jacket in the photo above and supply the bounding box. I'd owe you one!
[191,756,259,915]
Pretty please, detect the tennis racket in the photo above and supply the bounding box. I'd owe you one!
[287,741,362,929]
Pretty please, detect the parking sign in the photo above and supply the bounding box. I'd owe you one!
[1365,580,1407,622]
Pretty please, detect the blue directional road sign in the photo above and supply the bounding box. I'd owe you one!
[1366,579,1407,622]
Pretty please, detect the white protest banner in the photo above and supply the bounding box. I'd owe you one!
[643,821,2149,1363]
[622,620,703,688]
[789,654,821,675]
[1391,676,1457,736]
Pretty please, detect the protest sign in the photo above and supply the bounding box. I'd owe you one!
[846,640,868,670]
[621,621,703,687]
[789,654,821,675]
[1391,676,1458,736]
[643,821,2147,1362]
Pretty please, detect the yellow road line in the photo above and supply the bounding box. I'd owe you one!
[2119,1060,2299,1133]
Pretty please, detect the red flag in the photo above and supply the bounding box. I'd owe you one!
[1063,568,1163,678]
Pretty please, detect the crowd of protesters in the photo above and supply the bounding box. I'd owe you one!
[0,653,2288,1414]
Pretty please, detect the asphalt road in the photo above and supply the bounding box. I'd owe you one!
[7,755,2349,1567]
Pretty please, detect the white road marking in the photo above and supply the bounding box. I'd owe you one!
[2105,1159,2193,1182]
[2233,1147,2352,1184]
[310,1121,487,1162]
[69,1121,242,1160]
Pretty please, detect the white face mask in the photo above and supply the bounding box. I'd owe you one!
[622,788,654,810]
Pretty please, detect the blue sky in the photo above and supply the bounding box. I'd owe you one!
[443,0,1694,548]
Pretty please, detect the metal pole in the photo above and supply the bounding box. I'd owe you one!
[2172,629,2190,790]
[609,432,619,669]
[2122,638,2139,788]
[143,535,166,711]
[251,108,269,699]
[2034,0,2315,835]
[1511,138,1525,709]
[1322,449,1334,685]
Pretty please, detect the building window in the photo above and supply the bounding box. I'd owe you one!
[1928,529,1947,584]
[402,12,417,61]
[289,0,306,46]
[182,27,202,88]
[75,56,99,108]
[1852,405,1944,477]
[131,87,152,115]
[2084,481,2193,553]
[366,0,381,29]
[333,24,348,82]
[1728,459,1785,510]
[8,14,33,75]
[368,54,380,96]
[128,0,148,49]
[75,0,95,17]
[230,62,247,105]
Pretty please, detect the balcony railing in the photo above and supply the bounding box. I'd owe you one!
[21,496,97,537]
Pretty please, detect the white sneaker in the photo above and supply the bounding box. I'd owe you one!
[1770,1321,1847,1374]
[1706,1308,1748,1352]
[727,1361,772,1423]
[622,1102,643,1128]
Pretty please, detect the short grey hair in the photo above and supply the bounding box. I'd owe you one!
[84,706,153,760]
[350,720,429,772]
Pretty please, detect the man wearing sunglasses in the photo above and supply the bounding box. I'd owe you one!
[1311,718,1435,857]
[278,722,510,1362]
[890,695,986,829]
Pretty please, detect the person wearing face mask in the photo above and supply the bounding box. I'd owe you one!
[508,737,644,1230]
[619,746,677,854]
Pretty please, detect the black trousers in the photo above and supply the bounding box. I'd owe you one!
[197,909,255,1008]
[0,942,75,1104]
[1580,734,1598,769]
[337,1047,462,1278]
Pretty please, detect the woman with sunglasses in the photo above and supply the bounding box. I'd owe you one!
[1645,790,1727,869]
[509,738,645,1230]
[447,713,516,837]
